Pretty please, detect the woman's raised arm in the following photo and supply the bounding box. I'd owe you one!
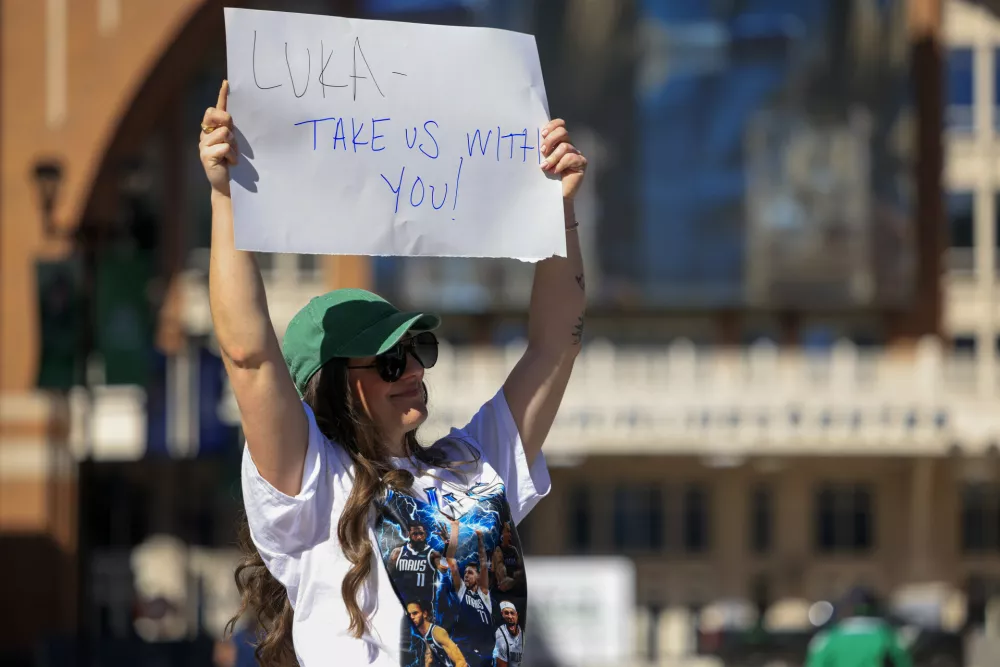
[201,81,308,496]
[502,119,588,465]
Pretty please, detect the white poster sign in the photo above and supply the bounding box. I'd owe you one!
[223,8,565,262]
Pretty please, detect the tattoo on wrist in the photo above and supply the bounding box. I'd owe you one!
[571,316,584,345]
[575,273,585,291]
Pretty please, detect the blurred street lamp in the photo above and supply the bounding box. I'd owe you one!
[32,156,94,666]
[31,157,95,439]
[33,159,65,237]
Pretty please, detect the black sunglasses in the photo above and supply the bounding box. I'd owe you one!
[347,332,439,383]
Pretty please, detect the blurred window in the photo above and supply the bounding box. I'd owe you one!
[613,483,664,551]
[569,484,592,552]
[948,191,975,274]
[815,483,873,553]
[682,484,710,553]
[995,48,1000,133]
[948,47,974,132]
[961,483,1000,552]
[953,335,976,354]
[948,192,975,248]
[994,193,1000,273]
[750,485,773,555]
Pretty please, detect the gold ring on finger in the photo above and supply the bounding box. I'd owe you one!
[201,125,216,134]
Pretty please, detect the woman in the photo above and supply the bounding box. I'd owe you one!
[199,80,587,667]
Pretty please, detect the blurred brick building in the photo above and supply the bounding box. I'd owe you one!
[0,1,369,660]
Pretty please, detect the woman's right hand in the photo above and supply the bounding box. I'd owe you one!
[199,80,237,197]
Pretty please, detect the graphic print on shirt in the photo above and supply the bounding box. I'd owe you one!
[420,624,453,666]
[389,524,442,607]
[376,479,529,667]
[455,581,492,640]
[494,623,523,667]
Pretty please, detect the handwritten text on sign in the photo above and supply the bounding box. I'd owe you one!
[223,8,565,261]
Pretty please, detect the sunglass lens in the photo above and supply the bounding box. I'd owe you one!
[412,332,439,369]
[376,346,407,382]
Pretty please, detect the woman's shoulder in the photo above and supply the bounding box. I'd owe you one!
[298,401,358,475]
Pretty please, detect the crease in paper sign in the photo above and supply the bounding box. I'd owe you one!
[224,7,564,263]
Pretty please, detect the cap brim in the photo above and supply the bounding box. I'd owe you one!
[374,311,440,355]
[335,310,439,358]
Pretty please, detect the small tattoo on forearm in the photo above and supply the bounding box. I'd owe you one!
[575,273,585,291]
[571,316,584,345]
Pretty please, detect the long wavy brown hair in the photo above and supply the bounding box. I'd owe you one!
[225,357,462,666]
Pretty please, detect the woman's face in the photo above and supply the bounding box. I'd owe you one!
[348,337,428,447]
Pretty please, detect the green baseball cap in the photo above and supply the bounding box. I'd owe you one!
[281,288,440,396]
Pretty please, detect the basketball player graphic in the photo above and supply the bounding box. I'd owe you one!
[375,482,531,667]
[406,601,468,667]
[389,522,448,602]
[493,601,523,667]
[490,522,524,594]
[390,522,448,665]
[441,519,494,667]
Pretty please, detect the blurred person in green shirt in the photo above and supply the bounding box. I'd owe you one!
[805,587,912,667]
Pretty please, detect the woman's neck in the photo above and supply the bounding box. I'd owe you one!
[383,434,409,459]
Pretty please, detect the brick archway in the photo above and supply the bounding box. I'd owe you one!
[1,0,218,391]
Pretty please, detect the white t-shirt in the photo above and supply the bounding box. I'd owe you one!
[241,389,550,666]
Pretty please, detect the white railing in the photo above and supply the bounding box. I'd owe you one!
[55,336,1000,461]
[417,337,1000,456]
[175,257,1000,457]
[169,260,1000,459]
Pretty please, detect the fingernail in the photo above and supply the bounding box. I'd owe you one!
[540,145,547,154]
[541,129,548,137]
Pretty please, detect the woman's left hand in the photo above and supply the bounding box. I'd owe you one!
[540,118,588,200]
